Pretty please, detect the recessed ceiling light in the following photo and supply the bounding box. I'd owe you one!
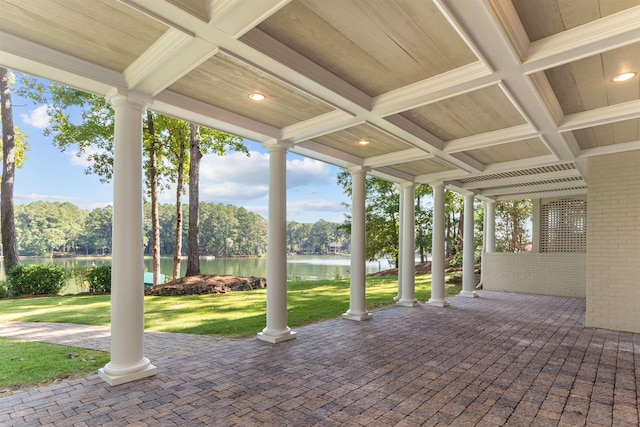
[358,139,370,146]
[249,93,265,101]
[612,72,637,82]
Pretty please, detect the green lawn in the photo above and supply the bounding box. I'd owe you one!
[0,337,110,393]
[0,274,461,393]
[0,275,461,338]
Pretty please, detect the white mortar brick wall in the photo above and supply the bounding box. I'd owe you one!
[484,253,586,297]
[587,151,640,333]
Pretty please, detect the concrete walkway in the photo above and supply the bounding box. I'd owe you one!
[0,291,638,426]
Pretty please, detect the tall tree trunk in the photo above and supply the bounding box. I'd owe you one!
[172,141,186,280]
[146,112,161,285]
[1,67,19,276]
[186,123,202,276]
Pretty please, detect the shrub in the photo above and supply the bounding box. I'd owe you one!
[87,266,111,293]
[8,265,67,296]
[0,281,9,298]
[67,265,93,293]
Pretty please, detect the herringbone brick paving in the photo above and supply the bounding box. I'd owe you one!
[0,291,638,426]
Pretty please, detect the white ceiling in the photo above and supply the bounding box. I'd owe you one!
[1,0,639,201]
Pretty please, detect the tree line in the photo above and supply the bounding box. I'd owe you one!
[12,200,349,258]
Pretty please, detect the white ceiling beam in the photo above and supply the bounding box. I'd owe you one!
[444,124,538,153]
[482,155,560,174]
[213,0,291,37]
[281,111,358,144]
[293,140,364,168]
[372,61,498,116]
[363,148,433,168]
[559,100,640,132]
[0,31,124,96]
[495,188,587,201]
[415,169,471,185]
[125,31,217,96]
[481,181,585,197]
[523,6,640,74]
[576,140,640,160]
[458,168,583,190]
[151,90,280,143]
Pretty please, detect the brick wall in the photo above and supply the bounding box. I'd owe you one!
[587,151,640,333]
[484,252,586,297]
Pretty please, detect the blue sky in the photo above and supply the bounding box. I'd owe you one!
[11,82,351,224]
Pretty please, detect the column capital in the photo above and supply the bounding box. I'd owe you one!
[105,88,150,110]
[399,180,415,190]
[347,165,369,175]
[430,181,445,190]
[262,139,292,153]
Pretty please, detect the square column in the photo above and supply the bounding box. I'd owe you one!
[258,141,296,343]
[343,166,372,321]
[485,200,496,252]
[99,91,156,386]
[428,183,448,307]
[397,182,418,307]
[460,193,478,298]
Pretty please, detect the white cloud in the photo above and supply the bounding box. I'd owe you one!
[20,105,50,129]
[288,199,346,214]
[67,147,107,168]
[200,150,331,190]
[16,193,81,203]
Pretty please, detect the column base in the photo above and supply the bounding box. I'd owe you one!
[459,290,478,298]
[426,298,449,308]
[98,363,157,386]
[396,299,419,307]
[257,330,297,344]
[342,311,373,321]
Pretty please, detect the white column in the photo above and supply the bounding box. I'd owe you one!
[397,182,418,306]
[460,193,478,298]
[99,92,156,386]
[394,183,403,302]
[258,141,296,343]
[428,183,448,307]
[531,198,541,253]
[343,166,372,321]
[486,200,496,253]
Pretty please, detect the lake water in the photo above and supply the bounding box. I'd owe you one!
[0,255,394,282]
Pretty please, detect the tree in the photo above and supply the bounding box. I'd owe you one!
[496,200,532,252]
[415,184,433,263]
[338,170,400,264]
[1,68,29,275]
[186,123,202,276]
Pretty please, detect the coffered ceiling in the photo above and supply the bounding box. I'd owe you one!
[1,0,639,201]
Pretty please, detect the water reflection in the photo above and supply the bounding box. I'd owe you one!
[0,255,393,282]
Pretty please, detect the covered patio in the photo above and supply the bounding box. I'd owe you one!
[2,291,638,426]
[1,0,639,411]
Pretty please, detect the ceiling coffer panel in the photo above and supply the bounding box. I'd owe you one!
[464,138,551,165]
[311,123,414,158]
[512,0,640,41]
[544,43,640,115]
[169,52,335,129]
[394,85,527,141]
[0,0,167,73]
[569,118,640,150]
[388,157,454,176]
[246,0,477,97]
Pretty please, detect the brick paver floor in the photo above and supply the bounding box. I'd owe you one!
[1,291,638,426]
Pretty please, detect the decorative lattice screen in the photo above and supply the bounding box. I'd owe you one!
[541,198,587,252]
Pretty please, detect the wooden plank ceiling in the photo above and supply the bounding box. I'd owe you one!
[1,0,639,200]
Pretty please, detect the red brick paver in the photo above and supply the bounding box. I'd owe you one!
[1,291,638,426]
